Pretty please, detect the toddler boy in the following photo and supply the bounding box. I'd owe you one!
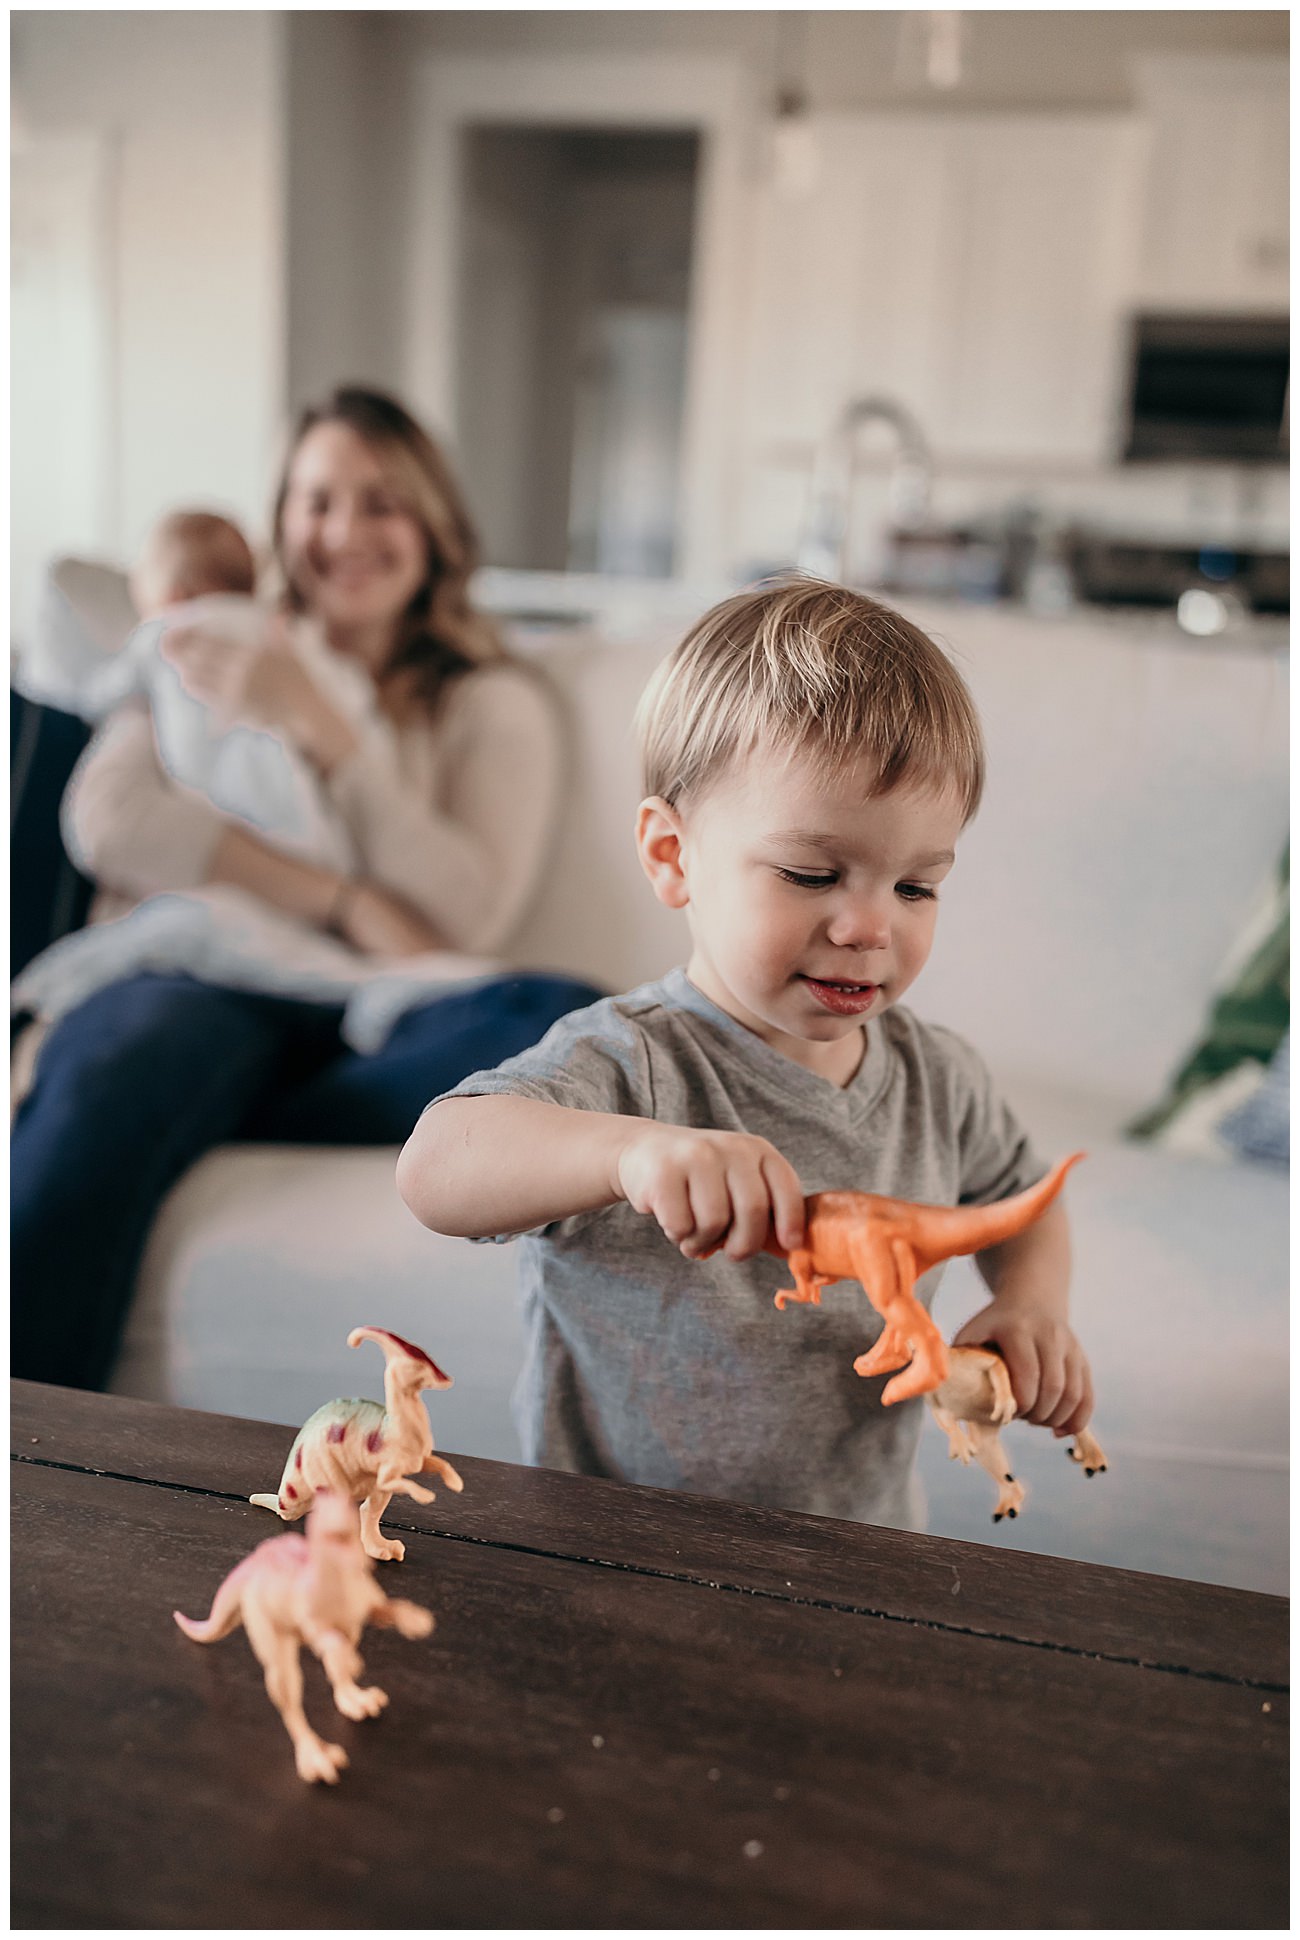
[397,580,1093,1527]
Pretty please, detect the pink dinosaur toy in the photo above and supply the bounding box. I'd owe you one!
[174,1490,434,1784]
[250,1326,463,1562]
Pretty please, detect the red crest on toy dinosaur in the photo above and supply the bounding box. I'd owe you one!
[346,1326,452,1387]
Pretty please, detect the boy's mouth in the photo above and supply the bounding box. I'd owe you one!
[799,974,880,1016]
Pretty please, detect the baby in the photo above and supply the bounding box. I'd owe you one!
[129,508,258,616]
[99,510,370,870]
[396,579,1094,1529]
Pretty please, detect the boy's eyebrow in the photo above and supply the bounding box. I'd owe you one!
[777,829,956,869]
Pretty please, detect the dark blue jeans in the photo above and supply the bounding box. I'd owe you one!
[11,969,602,1391]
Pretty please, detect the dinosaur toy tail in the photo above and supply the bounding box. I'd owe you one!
[347,1325,453,1388]
[173,1570,245,1644]
[911,1152,1086,1269]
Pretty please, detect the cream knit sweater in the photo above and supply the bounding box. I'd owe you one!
[62,659,563,959]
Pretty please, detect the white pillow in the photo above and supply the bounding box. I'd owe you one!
[14,557,139,720]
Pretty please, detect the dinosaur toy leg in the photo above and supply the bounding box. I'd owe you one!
[243,1603,348,1785]
[1067,1427,1108,1476]
[848,1234,949,1404]
[359,1490,404,1563]
[852,1322,914,1381]
[370,1596,436,1642]
[379,1470,438,1507]
[314,1627,389,1721]
[422,1453,465,1492]
[773,1248,834,1309]
[927,1398,975,1465]
[964,1421,1025,1522]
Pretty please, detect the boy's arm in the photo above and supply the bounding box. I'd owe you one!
[397,1095,630,1238]
[956,1201,1095,1436]
[397,1094,806,1257]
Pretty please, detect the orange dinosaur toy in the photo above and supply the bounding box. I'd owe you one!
[770,1153,1085,1405]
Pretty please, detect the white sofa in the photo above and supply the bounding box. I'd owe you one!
[22,576,1288,1592]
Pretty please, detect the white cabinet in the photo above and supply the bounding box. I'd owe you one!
[1131,55,1288,313]
[936,117,1139,461]
[733,111,1140,562]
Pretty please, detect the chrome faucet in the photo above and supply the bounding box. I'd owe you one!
[797,396,933,584]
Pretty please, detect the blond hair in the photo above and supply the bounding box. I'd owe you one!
[272,386,505,717]
[636,578,984,822]
[134,510,256,612]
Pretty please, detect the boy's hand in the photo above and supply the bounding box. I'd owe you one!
[952,1297,1094,1437]
[614,1125,805,1263]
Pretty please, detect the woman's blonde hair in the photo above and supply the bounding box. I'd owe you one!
[636,578,984,821]
[272,386,505,714]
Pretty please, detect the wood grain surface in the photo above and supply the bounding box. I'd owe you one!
[11,1382,1288,1929]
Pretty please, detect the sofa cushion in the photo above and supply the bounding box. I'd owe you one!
[1220,1033,1289,1166]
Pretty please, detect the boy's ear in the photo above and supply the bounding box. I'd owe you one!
[636,797,691,909]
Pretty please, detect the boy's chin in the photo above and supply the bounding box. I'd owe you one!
[768,996,872,1043]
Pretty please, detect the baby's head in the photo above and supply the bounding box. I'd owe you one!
[131,510,257,618]
[634,579,985,1071]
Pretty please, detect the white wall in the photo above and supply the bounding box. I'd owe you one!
[11,9,286,641]
[283,12,410,414]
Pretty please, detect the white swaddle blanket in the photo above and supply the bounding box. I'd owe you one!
[13,584,505,1049]
[76,595,374,872]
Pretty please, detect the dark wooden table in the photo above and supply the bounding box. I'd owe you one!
[11,1381,1288,1929]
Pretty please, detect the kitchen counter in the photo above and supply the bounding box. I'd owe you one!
[473,568,1288,653]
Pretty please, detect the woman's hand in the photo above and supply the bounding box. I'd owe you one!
[161,614,359,774]
[334,879,444,959]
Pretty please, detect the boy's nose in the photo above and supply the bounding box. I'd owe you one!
[826,902,891,951]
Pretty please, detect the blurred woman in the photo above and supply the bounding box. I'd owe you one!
[12,386,601,1389]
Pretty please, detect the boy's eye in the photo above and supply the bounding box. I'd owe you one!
[776,868,838,889]
[896,881,938,903]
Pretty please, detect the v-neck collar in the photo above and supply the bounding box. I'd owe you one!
[659,967,893,1116]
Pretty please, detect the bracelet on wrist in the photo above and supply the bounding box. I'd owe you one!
[325,876,359,938]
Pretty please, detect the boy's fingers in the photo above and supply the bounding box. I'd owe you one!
[721,1170,772,1260]
[1054,1397,1091,1438]
[1059,1361,1096,1437]
[681,1163,732,1255]
[762,1155,806,1252]
[998,1336,1039,1418]
[1028,1344,1066,1426]
[652,1175,695,1247]
[1044,1367,1082,1433]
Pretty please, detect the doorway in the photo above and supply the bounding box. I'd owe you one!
[455,126,699,578]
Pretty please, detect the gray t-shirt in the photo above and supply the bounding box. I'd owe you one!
[435,967,1043,1529]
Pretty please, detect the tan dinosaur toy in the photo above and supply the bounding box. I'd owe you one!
[770,1152,1085,1404]
[928,1343,1108,1521]
[251,1326,463,1562]
[174,1490,434,1784]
